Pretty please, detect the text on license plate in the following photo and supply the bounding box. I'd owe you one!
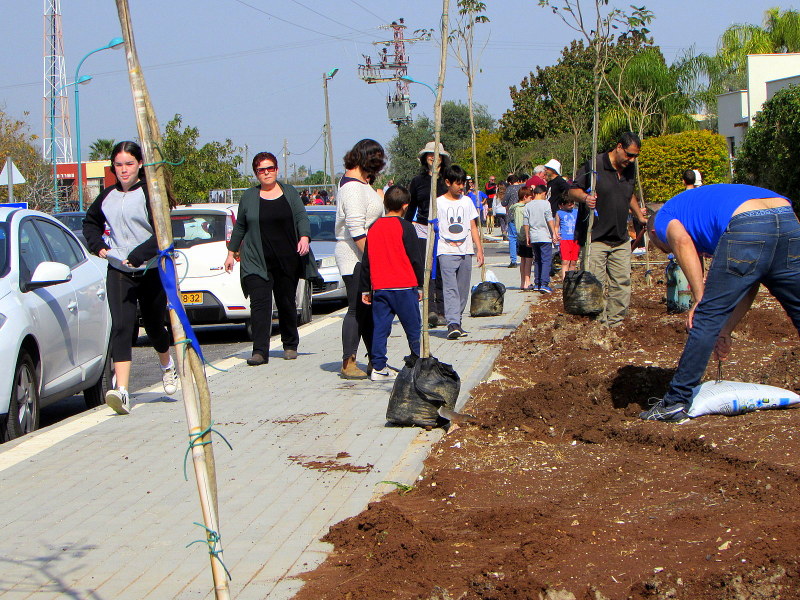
[181,292,204,305]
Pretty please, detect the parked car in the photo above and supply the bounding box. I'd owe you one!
[52,210,88,246]
[170,203,312,337]
[0,207,112,441]
[305,204,346,302]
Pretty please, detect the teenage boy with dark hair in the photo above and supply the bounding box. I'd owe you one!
[360,186,424,381]
[436,164,485,340]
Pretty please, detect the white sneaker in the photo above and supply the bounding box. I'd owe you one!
[106,388,130,415]
[370,368,398,382]
[162,366,178,395]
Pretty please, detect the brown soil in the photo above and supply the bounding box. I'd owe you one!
[296,260,800,600]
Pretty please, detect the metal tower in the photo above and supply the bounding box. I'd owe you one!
[357,19,431,126]
[42,0,73,163]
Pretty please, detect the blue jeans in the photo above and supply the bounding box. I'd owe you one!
[664,207,800,407]
[532,242,553,287]
[371,288,421,371]
[508,221,518,264]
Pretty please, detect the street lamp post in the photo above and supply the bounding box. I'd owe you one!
[74,36,124,211]
[51,76,92,212]
[399,75,437,95]
[322,67,338,195]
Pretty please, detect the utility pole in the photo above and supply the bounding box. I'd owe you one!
[322,68,338,195]
[282,138,289,183]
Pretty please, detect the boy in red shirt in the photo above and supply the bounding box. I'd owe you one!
[361,186,424,381]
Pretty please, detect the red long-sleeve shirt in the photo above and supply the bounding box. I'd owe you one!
[360,216,423,291]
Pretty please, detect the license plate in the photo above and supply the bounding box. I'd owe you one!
[181,292,204,305]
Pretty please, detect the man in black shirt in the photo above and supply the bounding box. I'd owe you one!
[568,132,647,327]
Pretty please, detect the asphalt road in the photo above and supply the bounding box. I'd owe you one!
[39,300,346,428]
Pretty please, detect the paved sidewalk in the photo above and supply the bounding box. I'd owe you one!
[0,245,537,599]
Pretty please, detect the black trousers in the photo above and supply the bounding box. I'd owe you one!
[341,261,374,361]
[243,272,299,356]
[107,267,171,362]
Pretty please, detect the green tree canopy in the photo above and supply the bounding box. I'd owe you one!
[88,138,116,161]
[387,100,494,185]
[161,114,250,203]
[734,85,800,209]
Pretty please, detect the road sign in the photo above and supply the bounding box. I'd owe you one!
[0,203,28,209]
[0,159,26,186]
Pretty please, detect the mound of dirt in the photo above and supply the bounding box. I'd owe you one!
[296,260,800,600]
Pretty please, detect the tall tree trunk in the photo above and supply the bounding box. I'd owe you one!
[421,0,451,358]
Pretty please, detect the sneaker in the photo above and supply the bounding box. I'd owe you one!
[508,262,518,268]
[106,388,130,415]
[539,285,552,294]
[447,324,461,340]
[284,348,298,360]
[639,399,691,423]
[370,368,398,382]
[457,325,468,338]
[162,366,178,395]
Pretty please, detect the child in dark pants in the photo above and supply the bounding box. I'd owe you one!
[360,186,424,381]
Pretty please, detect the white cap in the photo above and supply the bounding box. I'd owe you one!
[692,169,702,186]
[544,159,561,176]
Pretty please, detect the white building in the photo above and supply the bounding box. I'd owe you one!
[717,53,800,156]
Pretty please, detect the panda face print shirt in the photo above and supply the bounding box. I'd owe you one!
[436,194,479,256]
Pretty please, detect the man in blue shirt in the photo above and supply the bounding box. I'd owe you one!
[640,184,800,422]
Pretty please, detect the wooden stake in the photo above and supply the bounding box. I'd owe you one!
[115,2,229,597]
[421,0,451,359]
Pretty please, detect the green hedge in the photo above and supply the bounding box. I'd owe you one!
[638,130,730,204]
[734,85,800,209]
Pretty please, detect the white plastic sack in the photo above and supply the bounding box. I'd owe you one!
[484,269,499,283]
[687,380,800,418]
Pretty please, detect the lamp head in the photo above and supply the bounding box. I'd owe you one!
[326,67,339,79]
[108,36,125,50]
[77,75,93,85]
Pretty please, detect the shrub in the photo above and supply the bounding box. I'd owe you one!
[734,85,800,209]
[638,129,730,204]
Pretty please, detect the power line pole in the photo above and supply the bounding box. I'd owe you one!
[282,138,289,183]
[322,69,338,195]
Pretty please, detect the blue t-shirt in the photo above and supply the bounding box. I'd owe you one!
[467,191,480,213]
[557,208,577,241]
[654,184,788,255]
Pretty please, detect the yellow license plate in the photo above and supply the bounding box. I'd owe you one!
[181,292,204,305]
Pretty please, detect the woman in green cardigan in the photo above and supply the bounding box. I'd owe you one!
[225,151,317,366]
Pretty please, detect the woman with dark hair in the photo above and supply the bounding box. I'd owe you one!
[334,138,386,378]
[405,141,450,326]
[225,151,317,366]
[83,140,177,415]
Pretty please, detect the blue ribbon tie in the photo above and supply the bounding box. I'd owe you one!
[156,246,205,363]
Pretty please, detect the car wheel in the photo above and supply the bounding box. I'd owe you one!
[298,280,313,325]
[84,350,113,409]
[3,352,40,442]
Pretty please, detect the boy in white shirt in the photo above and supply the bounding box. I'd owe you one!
[436,164,485,339]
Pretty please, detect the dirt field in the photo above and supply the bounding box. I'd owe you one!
[295,258,800,600]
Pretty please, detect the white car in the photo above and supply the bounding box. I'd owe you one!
[170,204,313,337]
[305,205,346,302]
[0,208,112,441]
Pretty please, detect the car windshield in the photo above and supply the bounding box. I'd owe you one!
[0,222,7,273]
[54,214,85,231]
[307,211,336,241]
[171,214,228,249]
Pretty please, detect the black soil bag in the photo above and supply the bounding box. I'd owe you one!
[469,281,506,317]
[562,269,604,316]
[386,354,460,427]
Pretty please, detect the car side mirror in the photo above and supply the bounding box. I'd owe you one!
[25,261,72,292]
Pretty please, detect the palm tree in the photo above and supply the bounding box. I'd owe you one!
[88,138,116,161]
[700,8,800,107]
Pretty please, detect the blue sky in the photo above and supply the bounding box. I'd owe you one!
[0,0,792,177]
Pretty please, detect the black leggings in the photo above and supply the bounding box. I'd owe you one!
[243,272,300,355]
[107,267,171,362]
[341,262,374,361]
